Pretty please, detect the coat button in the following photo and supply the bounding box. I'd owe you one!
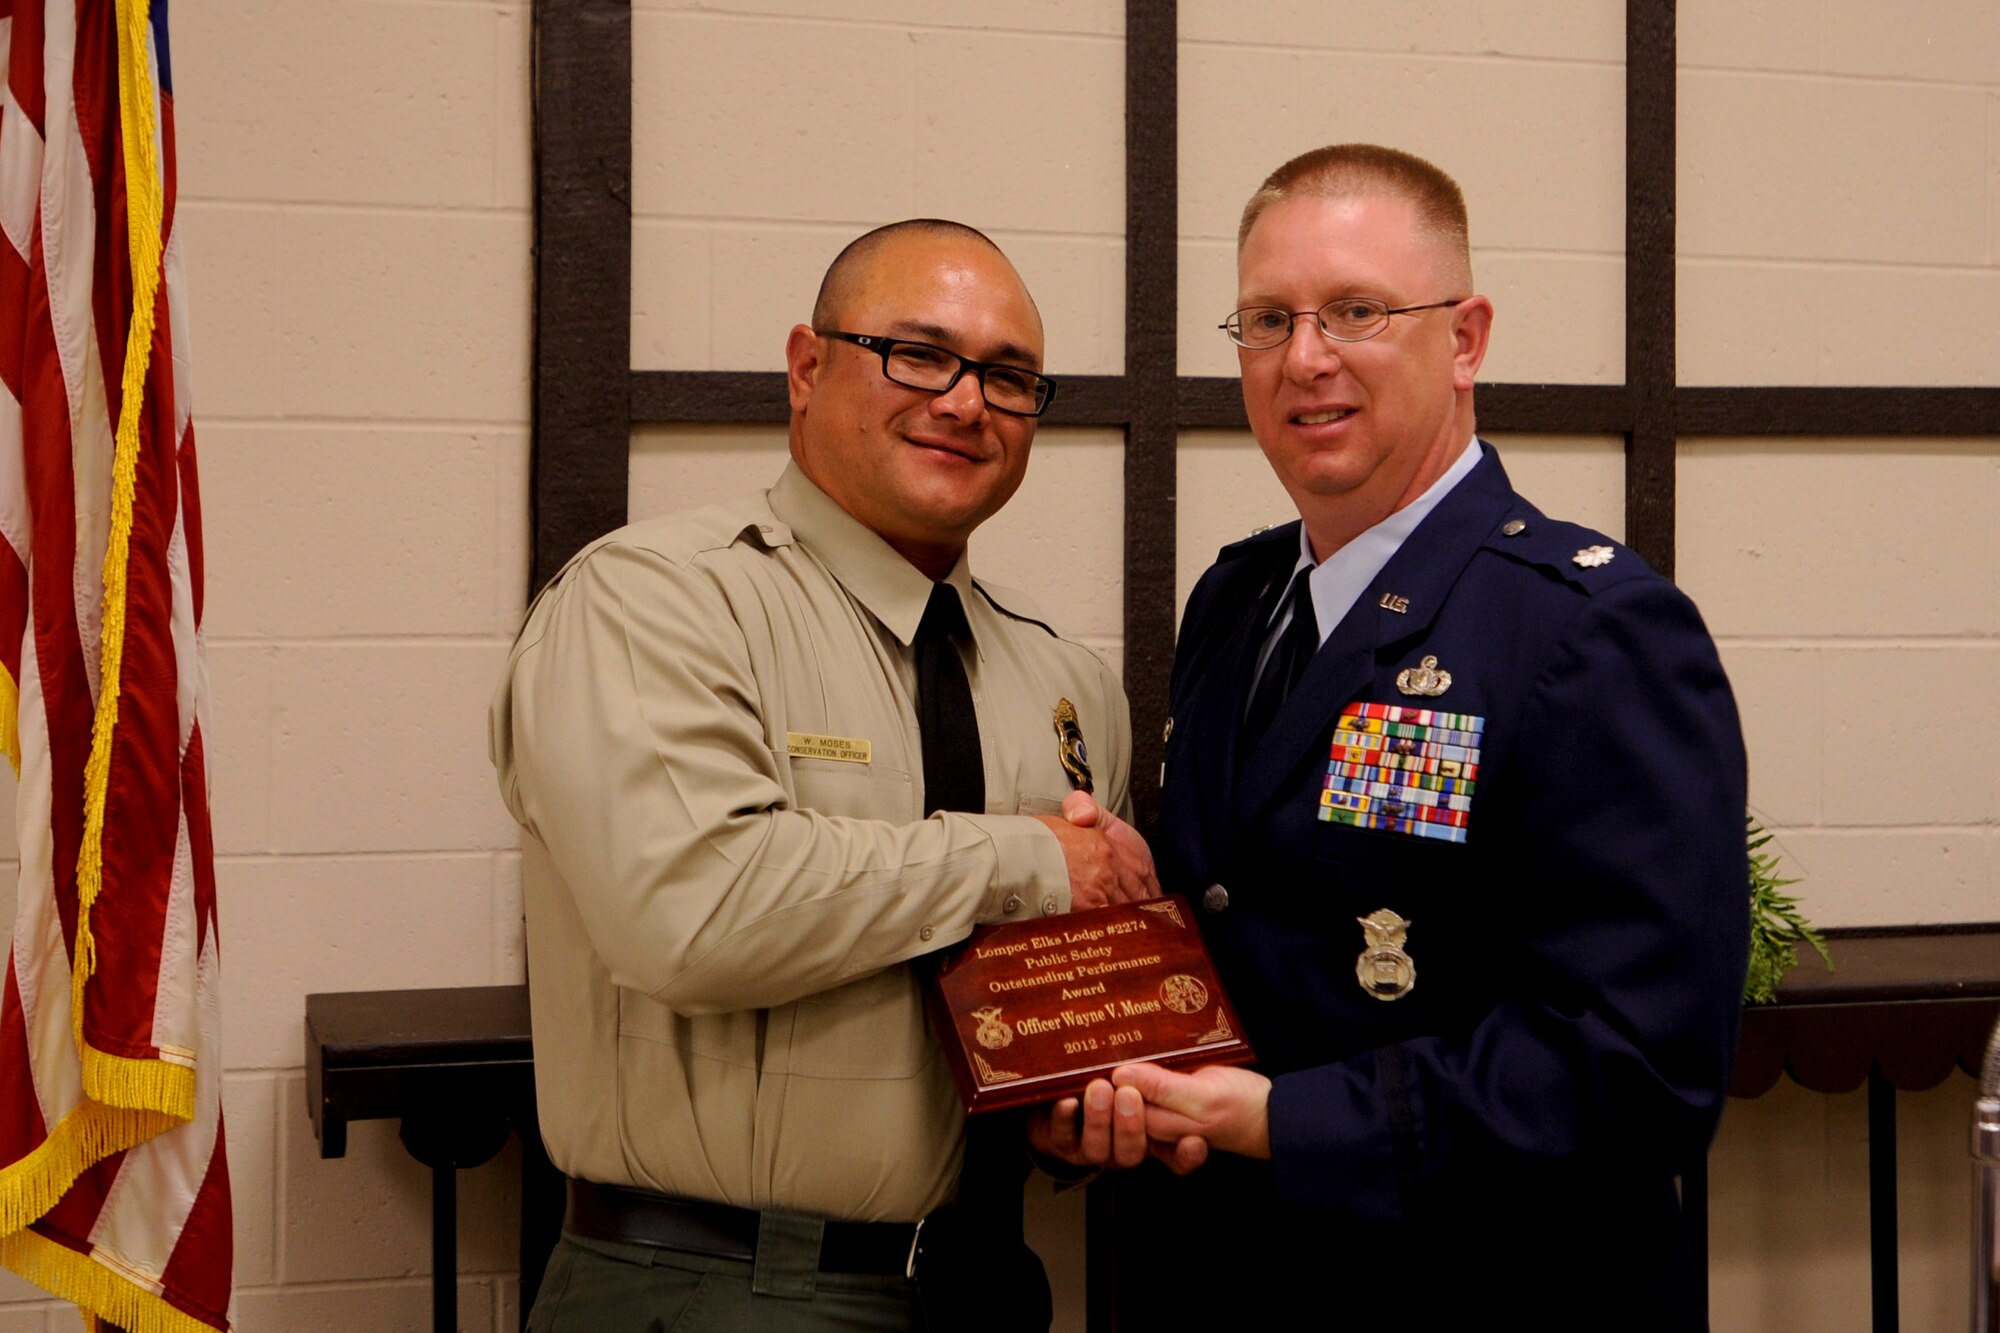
[1501,519,1527,537]
[1041,895,1060,916]
[919,924,935,941]
[1002,894,1022,915]
[1202,884,1229,913]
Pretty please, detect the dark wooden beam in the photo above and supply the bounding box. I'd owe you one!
[1678,386,2000,437]
[1120,0,1179,835]
[631,371,788,424]
[530,0,633,592]
[627,371,1136,428]
[1624,0,1677,576]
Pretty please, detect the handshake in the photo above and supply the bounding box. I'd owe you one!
[1024,792,1275,1176]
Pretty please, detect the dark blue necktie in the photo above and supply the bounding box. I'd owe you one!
[1244,569,1318,744]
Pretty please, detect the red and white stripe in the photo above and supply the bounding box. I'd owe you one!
[0,2,230,1328]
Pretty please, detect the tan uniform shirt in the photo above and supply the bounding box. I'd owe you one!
[490,464,1132,1222]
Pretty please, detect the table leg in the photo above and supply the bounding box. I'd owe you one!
[1867,1065,1898,1333]
[399,1112,510,1333]
[432,1161,457,1333]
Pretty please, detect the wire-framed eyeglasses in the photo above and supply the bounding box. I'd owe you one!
[815,329,1058,417]
[1219,297,1464,350]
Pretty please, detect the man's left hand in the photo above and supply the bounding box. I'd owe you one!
[1112,1062,1273,1161]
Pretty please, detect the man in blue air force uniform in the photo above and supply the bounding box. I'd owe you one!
[1106,146,1749,1327]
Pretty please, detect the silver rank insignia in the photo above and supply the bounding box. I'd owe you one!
[1053,699,1093,794]
[1395,655,1452,697]
[1573,544,1615,568]
[1356,908,1416,1001]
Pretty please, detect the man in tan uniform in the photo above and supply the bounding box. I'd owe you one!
[490,219,1156,1331]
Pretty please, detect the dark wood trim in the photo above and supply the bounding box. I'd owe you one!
[627,371,1138,428]
[1624,0,1677,576]
[1468,384,1640,436]
[1120,0,1179,833]
[530,0,634,593]
[1678,386,2000,437]
[630,370,789,424]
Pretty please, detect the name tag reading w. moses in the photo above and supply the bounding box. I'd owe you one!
[925,896,1255,1114]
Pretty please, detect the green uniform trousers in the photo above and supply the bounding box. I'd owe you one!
[528,1228,925,1332]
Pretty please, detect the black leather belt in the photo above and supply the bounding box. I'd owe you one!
[564,1178,921,1277]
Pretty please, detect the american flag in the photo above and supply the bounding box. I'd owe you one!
[0,1,231,1329]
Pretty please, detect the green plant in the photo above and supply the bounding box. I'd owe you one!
[1743,817,1831,1004]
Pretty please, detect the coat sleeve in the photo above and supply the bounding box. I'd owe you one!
[491,541,1069,1015]
[1263,576,1750,1219]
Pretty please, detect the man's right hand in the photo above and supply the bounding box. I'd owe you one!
[1033,791,1161,909]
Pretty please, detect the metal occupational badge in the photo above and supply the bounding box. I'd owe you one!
[1053,699,1093,793]
[1355,908,1416,1001]
[1395,655,1452,698]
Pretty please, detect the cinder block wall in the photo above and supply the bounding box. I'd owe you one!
[1,2,1992,1329]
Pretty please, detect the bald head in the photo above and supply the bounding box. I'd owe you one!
[1239,144,1473,292]
[812,218,1023,331]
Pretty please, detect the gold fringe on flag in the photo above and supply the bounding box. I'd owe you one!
[0,663,19,776]
[0,1228,220,1333]
[70,0,182,1114]
[0,1102,179,1235]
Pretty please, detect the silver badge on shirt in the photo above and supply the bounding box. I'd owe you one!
[1356,908,1416,1001]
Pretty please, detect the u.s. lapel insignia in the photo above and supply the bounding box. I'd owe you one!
[1573,544,1615,568]
[1378,592,1410,614]
[1053,699,1094,794]
[1356,908,1416,1001]
[1395,655,1452,698]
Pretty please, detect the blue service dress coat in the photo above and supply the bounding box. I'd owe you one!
[1116,444,1748,1328]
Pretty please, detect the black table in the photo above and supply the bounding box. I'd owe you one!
[1718,923,2000,1333]
[304,986,561,1333]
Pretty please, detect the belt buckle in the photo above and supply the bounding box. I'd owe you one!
[904,1215,925,1281]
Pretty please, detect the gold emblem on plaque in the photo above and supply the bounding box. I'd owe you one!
[1356,908,1416,1001]
[1395,655,1452,698]
[1053,699,1094,794]
[972,1005,1014,1050]
[1140,900,1187,929]
[1573,544,1615,568]
[1160,974,1210,1015]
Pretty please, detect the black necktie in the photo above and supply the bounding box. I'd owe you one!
[1244,569,1318,743]
[913,586,1041,1317]
[915,583,985,817]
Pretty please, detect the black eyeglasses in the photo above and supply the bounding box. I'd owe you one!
[1219,297,1464,350]
[815,330,1058,418]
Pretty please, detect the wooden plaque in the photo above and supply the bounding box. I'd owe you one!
[924,896,1254,1114]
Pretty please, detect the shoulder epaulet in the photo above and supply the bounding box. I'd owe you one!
[1216,519,1300,562]
[524,498,782,617]
[973,579,1059,637]
[1482,510,1656,594]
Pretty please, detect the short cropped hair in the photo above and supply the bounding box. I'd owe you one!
[811,218,1006,330]
[1238,144,1471,287]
